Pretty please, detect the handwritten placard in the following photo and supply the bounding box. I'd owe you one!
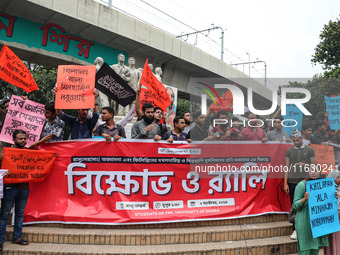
[306,178,340,238]
[0,95,46,147]
[95,63,136,107]
[140,59,170,111]
[55,65,96,109]
[325,96,340,130]
[2,147,56,183]
[310,144,336,174]
[0,45,38,93]
[282,104,303,135]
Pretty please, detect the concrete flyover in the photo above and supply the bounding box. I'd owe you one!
[0,0,275,111]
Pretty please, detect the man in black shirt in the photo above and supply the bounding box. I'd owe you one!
[189,111,208,141]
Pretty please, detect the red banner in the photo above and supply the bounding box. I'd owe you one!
[2,147,57,183]
[24,141,291,224]
[0,45,38,93]
[139,59,171,111]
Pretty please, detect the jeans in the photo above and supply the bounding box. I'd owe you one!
[288,182,297,231]
[0,186,29,243]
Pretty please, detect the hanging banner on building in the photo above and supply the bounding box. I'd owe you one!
[1,147,56,183]
[306,178,340,238]
[55,65,96,109]
[0,95,46,146]
[0,45,38,93]
[95,63,136,107]
[139,59,171,111]
[310,144,336,174]
[164,85,178,129]
[325,96,340,130]
[24,141,291,225]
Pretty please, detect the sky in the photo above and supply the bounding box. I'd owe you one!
[101,0,340,80]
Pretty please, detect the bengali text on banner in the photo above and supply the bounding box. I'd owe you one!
[24,141,291,225]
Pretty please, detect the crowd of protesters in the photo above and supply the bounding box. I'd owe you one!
[0,86,339,254]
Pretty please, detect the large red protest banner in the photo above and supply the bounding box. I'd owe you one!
[24,141,291,224]
[0,45,38,93]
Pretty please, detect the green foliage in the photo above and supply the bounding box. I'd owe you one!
[284,75,340,123]
[312,18,340,74]
[0,63,57,106]
[176,98,190,116]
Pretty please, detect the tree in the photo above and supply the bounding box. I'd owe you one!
[312,17,340,77]
[0,63,57,106]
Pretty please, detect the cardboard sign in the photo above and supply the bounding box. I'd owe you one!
[55,65,96,109]
[282,104,303,135]
[325,96,340,130]
[310,144,336,174]
[0,95,46,147]
[2,147,56,183]
[306,178,340,238]
[95,63,136,107]
[0,45,38,93]
[139,59,171,111]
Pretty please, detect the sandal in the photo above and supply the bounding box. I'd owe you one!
[12,239,29,245]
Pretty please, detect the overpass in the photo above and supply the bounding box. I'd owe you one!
[0,0,274,110]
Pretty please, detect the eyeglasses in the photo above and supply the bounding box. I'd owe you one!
[155,111,163,114]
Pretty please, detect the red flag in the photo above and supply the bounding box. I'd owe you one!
[139,59,171,111]
[0,45,38,92]
[209,83,237,113]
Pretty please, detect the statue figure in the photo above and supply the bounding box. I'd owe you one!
[148,63,153,72]
[127,57,141,90]
[155,67,163,83]
[111,53,131,82]
[111,53,132,115]
[94,57,104,72]
[93,57,110,109]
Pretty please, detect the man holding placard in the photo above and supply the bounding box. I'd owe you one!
[54,89,99,140]
[284,129,316,240]
[0,130,29,251]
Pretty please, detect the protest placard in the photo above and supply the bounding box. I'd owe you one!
[95,63,136,107]
[306,178,340,238]
[325,96,340,130]
[55,65,96,109]
[282,104,303,135]
[2,147,56,183]
[0,45,38,93]
[0,95,46,147]
[140,59,171,111]
[309,144,336,174]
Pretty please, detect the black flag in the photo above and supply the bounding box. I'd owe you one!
[95,63,136,107]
